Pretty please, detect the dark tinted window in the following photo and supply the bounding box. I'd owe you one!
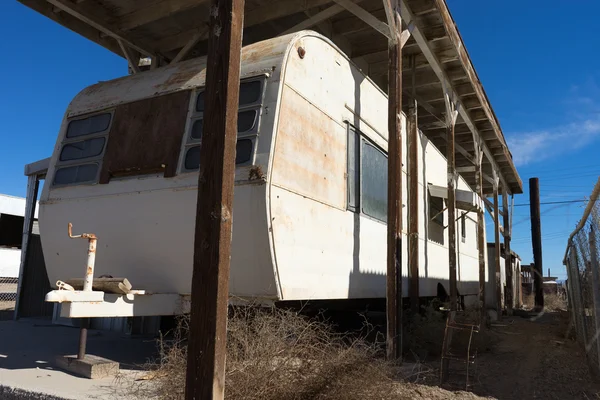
[54,164,98,185]
[196,92,205,112]
[236,139,253,164]
[184,140,253,170]
[239,81,261,106]
[191,119,203,140]
[238,110,257,133]
[347,128,359,211]
[196,80,262,112]
[184,146,201,170]
[361,141,387,222]
[66,113,111,138]
[430,195,444,226]
[60,138,105,161]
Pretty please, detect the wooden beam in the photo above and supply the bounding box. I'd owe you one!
[408,56,419,313]
[45,0,157,57]
[281,4,345,36]
[118,0,209,31]
[157,0,334,51]
[386,0,402,362]
[185,0,245,398]
[399,1,510,195]
[117,40,140,73]
[333,0,391,39]
[171,26,209,64]
[433,0,521,194]
[456,166,476,173]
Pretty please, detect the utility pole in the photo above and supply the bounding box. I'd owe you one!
[529,177,544,311]
[185,1,245,399]
[385,0,403,361]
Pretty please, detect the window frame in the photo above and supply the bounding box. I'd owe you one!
[53,110,114,187]
[346,123,388,224]
[181,75,267,173]
[461,212,466,243]
[429,193,445,227]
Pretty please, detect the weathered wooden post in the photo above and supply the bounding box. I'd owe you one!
[529,177,544,311]
[385,0,403,361]
[408,55,419,313]
[185,0,245,399]
[503,187,512,315]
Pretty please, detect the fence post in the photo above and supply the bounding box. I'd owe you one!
[588,227,600,372]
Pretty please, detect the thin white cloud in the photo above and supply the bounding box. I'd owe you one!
[507,115,600,167]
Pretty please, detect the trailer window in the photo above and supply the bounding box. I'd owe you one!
[430,195,444,226]
[183,139,254,170]
[347,125,387,223]
[182,76,266,172]
[54,110,112,187]
[54,164,99,185]
[361,141,387,222]
[66,113,111,138]
[461,212,466,243]
[195,80,263,112]
[60,138,105,161]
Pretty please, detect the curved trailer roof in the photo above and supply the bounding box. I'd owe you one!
[18,0,522,195]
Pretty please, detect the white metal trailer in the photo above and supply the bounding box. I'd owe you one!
[40,31,486,318]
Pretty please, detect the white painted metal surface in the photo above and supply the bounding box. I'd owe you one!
[39,31,488,317]
[0,194,39,219]
[0,248,21,278]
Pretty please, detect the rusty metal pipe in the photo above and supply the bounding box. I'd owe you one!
[68,223,97,360]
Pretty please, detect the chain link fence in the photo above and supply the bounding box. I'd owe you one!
[564,178,600,376]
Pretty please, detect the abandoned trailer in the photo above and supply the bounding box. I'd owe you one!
[14,0,523,347]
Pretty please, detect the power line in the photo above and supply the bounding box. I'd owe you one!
[513,199,588,207]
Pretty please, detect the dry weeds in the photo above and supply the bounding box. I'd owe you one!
[131,307,404,400]
[522,293,567,311]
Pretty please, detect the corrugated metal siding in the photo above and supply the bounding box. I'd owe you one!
[18,235,53,318]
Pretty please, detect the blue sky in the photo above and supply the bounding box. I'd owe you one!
[2,1,599,280]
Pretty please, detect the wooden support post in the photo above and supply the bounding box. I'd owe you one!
[408,55,419,313]
[474,144,486,324]
[444,89,459,312]
[493,175,502,316]
[503,186,512,316]
[529,177,544,311]
[386,0,403,361]
[185,1,245,399]
[440,88,458,384]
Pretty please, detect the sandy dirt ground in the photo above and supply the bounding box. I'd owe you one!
[411,310,600,399]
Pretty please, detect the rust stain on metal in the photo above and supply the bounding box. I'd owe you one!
[297,46,306,59]
[248,165,265,181]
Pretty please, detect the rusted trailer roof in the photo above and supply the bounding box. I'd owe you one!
[18,0,522,194]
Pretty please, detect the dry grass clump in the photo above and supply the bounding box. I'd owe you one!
[137,307,399,400]
[522,293,567,311]
[543,293,567,311]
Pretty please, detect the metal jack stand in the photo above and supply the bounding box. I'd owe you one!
[440,311,480,391]
[68,223,97,361]
[53,223,119,379]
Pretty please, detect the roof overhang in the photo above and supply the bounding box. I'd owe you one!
[18,0,522,195]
